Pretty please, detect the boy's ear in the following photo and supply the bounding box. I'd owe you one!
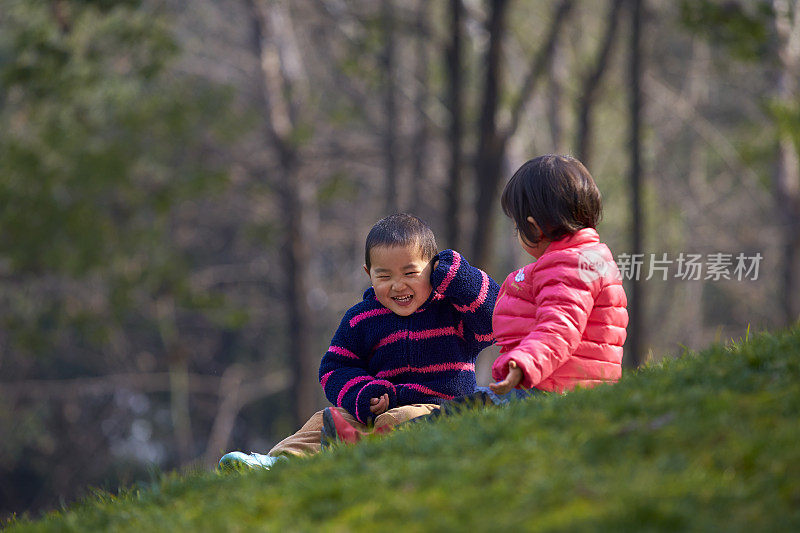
[363,264,370,276]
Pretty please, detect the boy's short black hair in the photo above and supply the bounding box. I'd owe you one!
[365,213,437,270]
[501,154,602,245]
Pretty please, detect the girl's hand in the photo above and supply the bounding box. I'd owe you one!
[489,360,523,395]
[369,393,390,415]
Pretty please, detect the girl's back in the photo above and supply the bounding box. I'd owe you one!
[488,154,628,395]
[492,228,627,392]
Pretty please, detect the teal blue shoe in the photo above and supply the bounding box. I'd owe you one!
[219,451,284,471]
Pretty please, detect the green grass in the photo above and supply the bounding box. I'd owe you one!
[8,327,800,532]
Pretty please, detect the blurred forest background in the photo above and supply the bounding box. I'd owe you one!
[1,0,798,519]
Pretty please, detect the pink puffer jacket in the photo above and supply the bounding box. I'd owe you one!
[492,228,628,392]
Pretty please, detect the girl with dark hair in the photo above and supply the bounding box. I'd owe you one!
[489,154,628,395]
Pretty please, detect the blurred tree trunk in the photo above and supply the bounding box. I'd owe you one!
[51,0,70,32]
[411,0,430,220]
[282,157,316,425]
[773,0,800,325]
[684,40,711,348]
[472,0,574,269]
[472,0,509,269]
[446,0,465,249]
[625,0,644,368]
[249,0,317,425]
[575,0,625,167]
[547,38,568,154]
[158,297,194,464]
[382,0,399,213]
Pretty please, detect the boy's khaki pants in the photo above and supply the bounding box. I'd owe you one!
[268,403,440,457]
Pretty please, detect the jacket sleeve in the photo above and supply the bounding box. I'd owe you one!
[431,249,500,352]
[491,256,596,389]
[318,311,397,424]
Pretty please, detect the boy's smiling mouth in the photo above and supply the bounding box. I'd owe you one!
[392,295,413,303]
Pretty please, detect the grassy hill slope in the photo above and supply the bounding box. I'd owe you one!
[8,327,800,532]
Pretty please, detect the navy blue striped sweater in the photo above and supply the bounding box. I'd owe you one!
[318,249,500,423]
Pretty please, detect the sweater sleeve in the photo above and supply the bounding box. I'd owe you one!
[431,249,500,351]
[318,310,397,424]
[491,257,596,389]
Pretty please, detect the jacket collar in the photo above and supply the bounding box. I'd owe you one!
[543,228,600,254]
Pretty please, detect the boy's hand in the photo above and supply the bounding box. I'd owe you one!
[489,360,523,395]
[424,257,438,283]
[370,394,390,415]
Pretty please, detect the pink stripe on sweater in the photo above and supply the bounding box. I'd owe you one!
[437,251,461,293]
[375,325,465,350]
[337,376,372,407]
[400,383,455,400]
[353,386,368,423]
[375,330,409,349]
[408,326,463,341]
[320,370,334,388]
[454,271,490,313]
[353,379,396,423]
[350,308,392,327]
[328,345,359,360]
[474,333,494,343]
[372,379,395,391]
[376,362,475,379]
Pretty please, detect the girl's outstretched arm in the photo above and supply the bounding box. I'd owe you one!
[489,360,523,395]
[492,256,597,389]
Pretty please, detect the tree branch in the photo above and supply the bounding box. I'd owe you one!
[0,369,288,401]
[575,0,625,165]
[502,0,575,144]
[0,373,220,399]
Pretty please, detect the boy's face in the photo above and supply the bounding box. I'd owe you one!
[365,244,434,316]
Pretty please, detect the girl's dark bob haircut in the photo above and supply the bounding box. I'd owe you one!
[501,154,602,245]
[365,213,437,270]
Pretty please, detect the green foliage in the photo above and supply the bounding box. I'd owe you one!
[679,0,775,61]
[768,98,800,155]
[316,172,358,203]
[0,1,222,275]
[72,0,143,11]
[0,0,243,361]
[9,327,800,531]
[0,2,247,511]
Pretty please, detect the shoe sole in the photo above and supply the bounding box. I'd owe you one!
[219,452,254,471]
[321,408,338,449]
